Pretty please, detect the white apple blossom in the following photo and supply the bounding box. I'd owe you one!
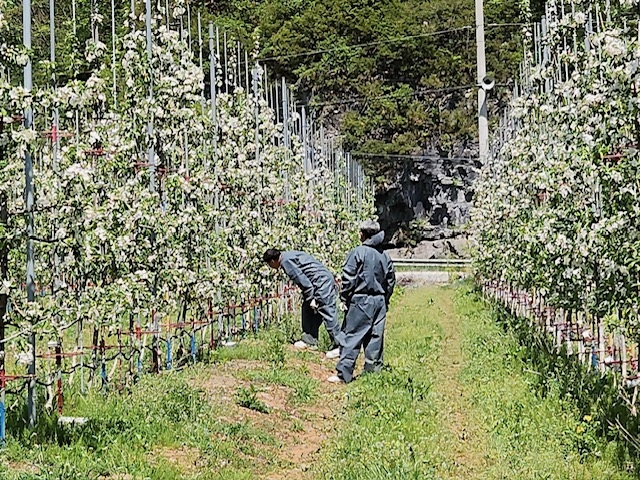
[474,0,640,327]
[0,0,372,409]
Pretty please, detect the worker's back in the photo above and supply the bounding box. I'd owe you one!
[341,231,394,300]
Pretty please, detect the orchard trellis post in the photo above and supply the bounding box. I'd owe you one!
[23,0,37,429]
[475,0,640,417]
[0,110,7,447]
[0,0,374,439]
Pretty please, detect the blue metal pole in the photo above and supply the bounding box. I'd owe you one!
[0,400,5,445]
[253,306,258,332]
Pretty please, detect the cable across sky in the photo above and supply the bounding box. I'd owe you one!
[257,22,527,62]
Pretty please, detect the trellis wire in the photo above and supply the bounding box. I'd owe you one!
[486,2,640,413]
[0,0,372,442]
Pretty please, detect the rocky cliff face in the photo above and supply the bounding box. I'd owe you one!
[375,151,480,257]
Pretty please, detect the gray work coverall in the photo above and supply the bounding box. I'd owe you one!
[336,231,396,382]
[280,251,341,347]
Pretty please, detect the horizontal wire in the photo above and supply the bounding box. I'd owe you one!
[257,26,474,62]
[305,85,476,108]
[257,22,526,62]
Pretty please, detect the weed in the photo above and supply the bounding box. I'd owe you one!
[272,312,300,344]
[265,330,287,368]
[241,367,318,405]
[234,385,270,414]
[291,419,304,433]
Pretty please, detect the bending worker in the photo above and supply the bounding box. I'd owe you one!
[328,220,396,384]
[263,248,342,358]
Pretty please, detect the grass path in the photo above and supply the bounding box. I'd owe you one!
[431,285,489,478]
[0,284,635,479]
[315,284,635,479]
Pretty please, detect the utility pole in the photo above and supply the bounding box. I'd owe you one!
[475,0,489,162]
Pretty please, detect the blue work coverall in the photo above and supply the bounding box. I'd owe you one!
[336,231,396,382]
[280,251,341,347]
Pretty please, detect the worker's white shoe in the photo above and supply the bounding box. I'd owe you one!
[325,348,340,359]
[327,375,345,384]
[293,340,318,350]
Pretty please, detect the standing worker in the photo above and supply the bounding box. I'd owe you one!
[328,220,396,384]
[263,248,342,357]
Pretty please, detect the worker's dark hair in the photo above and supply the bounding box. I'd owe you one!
[262,248,281,263]
[359,220,381,239]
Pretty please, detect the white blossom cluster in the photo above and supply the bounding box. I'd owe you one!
[473,0,640,325]
[0,9,372,362]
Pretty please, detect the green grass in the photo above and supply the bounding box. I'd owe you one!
[316,287,445,479]
[455,284,633,479]
[2,285,636,479]
[315,284,635,480]
[240,366,319,405]
[0,371,279,479]
[0,315,305,480]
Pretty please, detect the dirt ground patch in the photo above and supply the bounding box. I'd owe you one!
[5,461,40,475]
[149,446,204,474]
[196,355,342,479]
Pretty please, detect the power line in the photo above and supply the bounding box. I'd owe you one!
[305,85,475,108]
[304,83,512,109]
[257,22,526,62]
[350,152,480,162]
[257,26,473,62]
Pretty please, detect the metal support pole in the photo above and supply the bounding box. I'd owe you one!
[73,0,77,34]
[274,83,280,125]
[0,125,8,446]
[282,77,289,150]
[223,32,228,94]
[245,51,249,92]
[475,0,489,162]
[236,42,241,88]
[145,0,155,192]
[198,13,204,111]
[111,0,117,107]
[302,106,309,175]
[263,64,268,105]
[209,23,220,169]
[24,0,37,429]
[50,0,59,170]
[187,4,192,53]
[253,63,260,162]
[282,78,290,200]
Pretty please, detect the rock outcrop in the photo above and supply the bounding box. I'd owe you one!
[376,148,481,249]
[374,149,479,255]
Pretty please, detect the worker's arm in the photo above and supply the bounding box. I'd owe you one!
[340,249,360,304]
[383,252,396,306]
